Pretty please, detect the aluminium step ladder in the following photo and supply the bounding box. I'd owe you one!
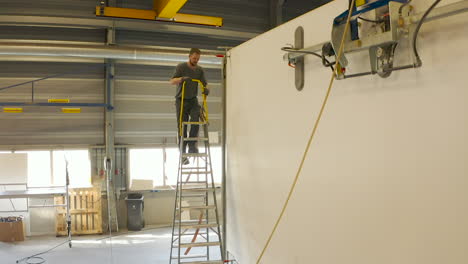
[169,79,224,264]
[169,122,224,264]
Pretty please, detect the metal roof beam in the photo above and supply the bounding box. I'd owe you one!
[0,15,256,41]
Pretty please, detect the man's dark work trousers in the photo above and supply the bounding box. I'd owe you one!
[176,97,200,153]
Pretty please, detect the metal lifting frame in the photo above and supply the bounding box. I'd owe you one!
[283,0,468,80]
[0,71,113,110]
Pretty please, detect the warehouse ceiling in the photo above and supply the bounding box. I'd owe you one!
[0,0,330,148]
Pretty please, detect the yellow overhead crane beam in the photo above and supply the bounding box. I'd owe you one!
[96,0,223,27]
[154,0,187,18]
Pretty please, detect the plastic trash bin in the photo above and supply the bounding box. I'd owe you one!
[125,193,145,231]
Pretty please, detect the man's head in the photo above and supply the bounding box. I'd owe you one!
[188,48,201,66]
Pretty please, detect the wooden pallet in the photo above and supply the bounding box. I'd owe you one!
[55,187,103,236]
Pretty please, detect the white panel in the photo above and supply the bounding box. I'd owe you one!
[0,153,27,184]
[226,0,468,264]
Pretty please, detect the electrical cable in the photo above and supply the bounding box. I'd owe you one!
[281,47,335,72]
[16,240,69,264]
[412,0,442,67]
[256,0,357,263]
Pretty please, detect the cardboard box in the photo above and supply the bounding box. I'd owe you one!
[0,220,25,242]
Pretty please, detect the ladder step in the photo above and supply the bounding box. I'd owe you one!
[179,261,223,264]
[182,187,215,192]
[178,219,210,224]
[178,205,216,211]
[182,153,208,158]
[183,137,209,141]
[182,181,208,184]
[171,254,207,259]
[182,122,208,125]
[181,194,207,197]
[182,171,212,175]
[173,231,209,236]
[182,166,208,170]
[177,223,219,229]
[175,241,221,248]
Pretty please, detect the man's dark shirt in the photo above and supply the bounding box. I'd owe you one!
[172,62,208,99]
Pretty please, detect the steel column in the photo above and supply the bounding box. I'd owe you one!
[105,25,118,232]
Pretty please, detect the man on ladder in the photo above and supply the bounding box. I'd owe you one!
[170,48,210,164]
[169,48,223,264]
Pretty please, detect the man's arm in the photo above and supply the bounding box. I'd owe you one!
[170,64,190,85]
[170,76,184,85]
[200,69,209,95]
[200,68,208,87]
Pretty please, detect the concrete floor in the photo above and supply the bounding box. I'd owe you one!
[0,226,221,264]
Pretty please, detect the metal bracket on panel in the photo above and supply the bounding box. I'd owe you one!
[294,26,304,91]
[369,43,398,78]
[329,0,407,79]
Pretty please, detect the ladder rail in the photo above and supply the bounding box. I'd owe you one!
[205,147,210,261]
[205,124,225,260]
[178,141,185,264]
[175,80,188,264]
[169,143,185,263]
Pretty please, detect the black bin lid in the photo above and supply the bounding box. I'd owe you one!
[126,193,144,200]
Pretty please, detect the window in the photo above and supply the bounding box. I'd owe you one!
[129,149,164,189]
[26,151,52,187]
[17,150,91,188]
[129,146,222,190]
[53,150,91,188]
[165,148,180,186]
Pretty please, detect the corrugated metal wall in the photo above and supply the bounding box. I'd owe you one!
[0,0,329,147]
[0,30,224,147]
[0,60,222,146]
[282,0,332,23]
[113,64,222,145]
[0,62,105,145]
